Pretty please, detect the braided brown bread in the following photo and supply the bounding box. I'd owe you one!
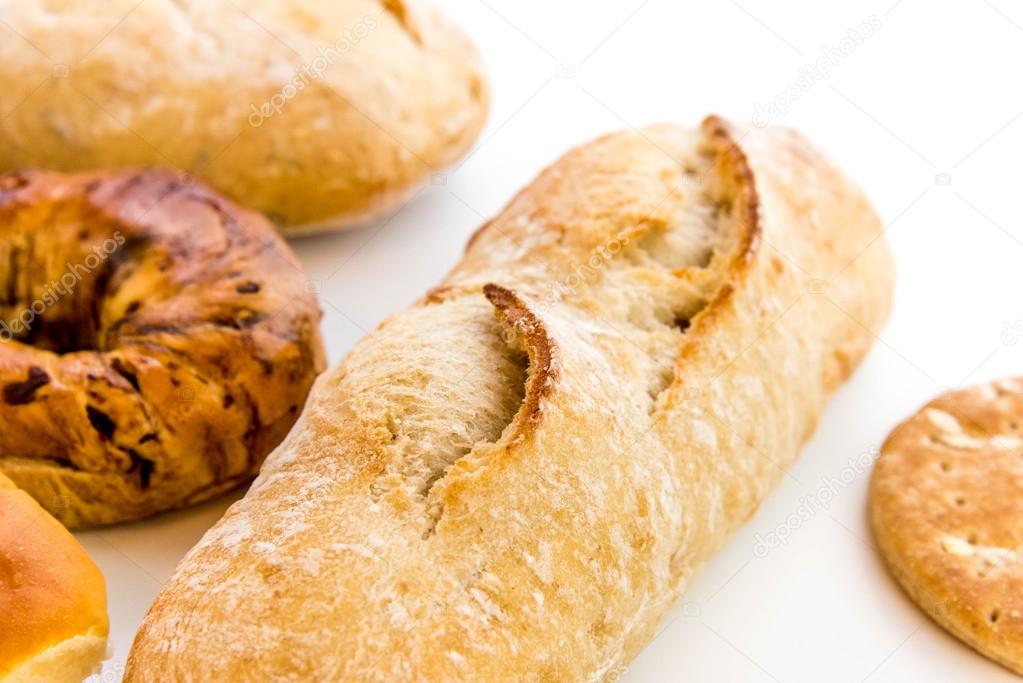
[0,170,325,528]
[127,117,894,680]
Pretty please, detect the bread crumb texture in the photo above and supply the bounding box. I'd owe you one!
[871,378,1023,675]
[126,117,894,681]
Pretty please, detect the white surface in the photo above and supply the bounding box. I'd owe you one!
[69,0,1023,680]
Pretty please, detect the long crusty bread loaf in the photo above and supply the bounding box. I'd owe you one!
[126,116,894,681]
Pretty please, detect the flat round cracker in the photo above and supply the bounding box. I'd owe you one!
[870,377,1023,674]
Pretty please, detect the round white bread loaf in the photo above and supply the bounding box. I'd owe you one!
[0,473,108,682]
[0,0,489,235]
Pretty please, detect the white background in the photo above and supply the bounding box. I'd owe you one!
[73,0,1023,681]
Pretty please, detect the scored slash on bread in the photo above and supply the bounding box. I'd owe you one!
[481,284,557,437]
[126,116,894,681]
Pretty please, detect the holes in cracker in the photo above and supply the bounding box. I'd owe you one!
[990,609,1001,624]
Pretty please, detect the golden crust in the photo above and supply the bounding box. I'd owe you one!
[0,0,488,234]
[126,117,894,681]
[481,284,557,433]
[870,378,1023,675]
[0,473,108,680]
[0,170,326,527]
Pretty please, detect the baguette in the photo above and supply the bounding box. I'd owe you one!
[126,116,894,681]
